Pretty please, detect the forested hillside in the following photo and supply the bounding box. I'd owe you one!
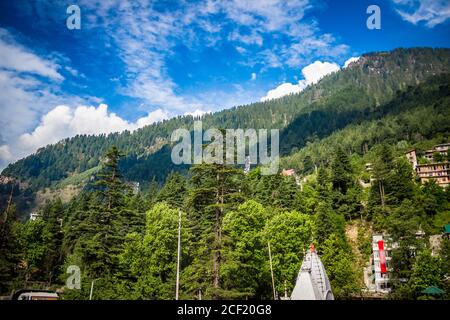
[1,47,450,300]
[2,48,450,193]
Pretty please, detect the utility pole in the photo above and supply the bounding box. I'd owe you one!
[268,242,276,300]
[175,211,181,300]
[89,279,95,300]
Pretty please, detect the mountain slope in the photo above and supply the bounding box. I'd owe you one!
[1,48,450,215]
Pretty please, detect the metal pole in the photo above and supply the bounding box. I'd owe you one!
[175,211,181,300]
[268,242,276,300]
[89,280,95,300]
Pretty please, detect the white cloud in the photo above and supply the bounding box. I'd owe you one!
[251,73,257,81]
[0,145,13,163]
[228,29,264,46]
[0,28,85,170]
[0,30,62,80]
[261,61,340,101]
[344,57,361,68]
[0,104,169,169]
[236,46,247,54]
[184,109,211,118]
[301,61,340,85]
[0,1,351,170]
[136,109,170,127]
[261,82,305,101]
[392,0,450,27]
[78,0,348,110]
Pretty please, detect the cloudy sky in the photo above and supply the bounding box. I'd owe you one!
[0,0,449,170]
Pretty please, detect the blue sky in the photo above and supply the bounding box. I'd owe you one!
[0,0,449,169]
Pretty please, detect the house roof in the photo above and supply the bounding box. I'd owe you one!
[291,244,334,300]
[444,224,450,234]
[421,286,445,295]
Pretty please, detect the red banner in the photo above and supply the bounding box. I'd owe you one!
[378,240,387,273]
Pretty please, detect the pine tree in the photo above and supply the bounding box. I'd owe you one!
[0,204,20,294]
[187,161,244,299]
[316,166,330,200]
[371,144,394,207]
[410,249,443,296]
[95,146,129,211]
[156,172,187,209]
[41,199,64,284]
[331,147,353,194]
[221,200,269,299]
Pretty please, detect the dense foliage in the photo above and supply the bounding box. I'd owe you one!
[1,48,450,299]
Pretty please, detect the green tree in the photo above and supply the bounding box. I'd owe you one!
[119,202,189,299]
[187,162,244,299]
[315,201,345,248]
[371,144,394,207]
[263,210,314,295]
[221,200,269,299]
[331,147,353,194]
[320,233,359,298]
[156,172,187,209]
[0,204,21,294]
[410,249,443,296]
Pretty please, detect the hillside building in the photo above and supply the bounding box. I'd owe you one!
[416,162,450,187]
[405,146,450,187]
[29,212,40,221]
[424,143,450,161]
[405,149,418,170]
[365,235,394,294]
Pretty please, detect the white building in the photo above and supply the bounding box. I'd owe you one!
[29,212,40,221]
[291,244,334,300]
[371,235,393,293]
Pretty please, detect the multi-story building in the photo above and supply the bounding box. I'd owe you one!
[405,146,450,188]
[416,162,450,187]
[405,149,418,170]
[424,143,450,161]
[370,235,393,293]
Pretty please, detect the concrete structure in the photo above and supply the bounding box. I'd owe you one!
[291,244,334,300]
[365,163,374,172]
[29,212,40,221]
[424,143,450,161]
[405,146,450,188]
[416,162,450,187]
[370,235,393,293]
[405,149,418,170]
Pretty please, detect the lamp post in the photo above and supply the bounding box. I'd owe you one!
[175,211,181,300]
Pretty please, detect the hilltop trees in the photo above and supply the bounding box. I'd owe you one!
[2,94,450,301]
[0,204,21,293]
[331,147,353,195]
[221,200,269,298]
[263,210,314,295]
[119,203,190,299]
[320,233,360,298]
[186,162,244,299]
